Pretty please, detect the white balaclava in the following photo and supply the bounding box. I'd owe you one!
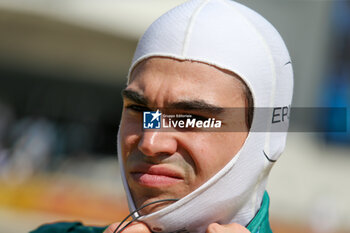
[117,0,293,232]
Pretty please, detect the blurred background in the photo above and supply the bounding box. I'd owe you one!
[0,0,349,232]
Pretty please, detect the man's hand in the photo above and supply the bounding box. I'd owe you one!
[206,223,250,233]
[104,221,249,233]
[104,221,151,233]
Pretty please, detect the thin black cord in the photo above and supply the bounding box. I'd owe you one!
[116,215,141,233]
[113,198,178,233]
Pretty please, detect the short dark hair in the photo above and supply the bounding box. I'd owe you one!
[244,84,254,129]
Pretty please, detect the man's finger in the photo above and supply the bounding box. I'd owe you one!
[104,221,151,233]
[206,223,250,233]
[121,222,151,233]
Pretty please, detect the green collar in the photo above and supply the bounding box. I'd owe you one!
[246,191,273,233]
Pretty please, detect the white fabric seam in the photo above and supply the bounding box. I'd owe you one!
[221,0,277,159]
[181,0,210,56]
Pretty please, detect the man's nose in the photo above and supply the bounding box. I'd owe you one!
[138,131,177,156]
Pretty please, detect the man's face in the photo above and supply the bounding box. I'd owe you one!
[120,57,249,214]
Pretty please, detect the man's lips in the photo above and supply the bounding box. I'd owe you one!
[129,165,184,187]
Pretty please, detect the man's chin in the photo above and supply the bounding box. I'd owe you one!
[134,196,179,216]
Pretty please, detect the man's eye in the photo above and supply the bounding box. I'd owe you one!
[175,114,208,122]
[190,114,208,121]
[126,105,150,112]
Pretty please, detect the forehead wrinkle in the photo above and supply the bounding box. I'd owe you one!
[149,77,172,108]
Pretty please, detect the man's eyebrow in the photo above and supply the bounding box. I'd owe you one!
[121,89,223,114]
[121,89,148,105]
[168,100,224,114]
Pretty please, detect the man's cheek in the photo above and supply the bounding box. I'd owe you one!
[121,114,142,135]
[124,135,136,147]
[121,132,140,156]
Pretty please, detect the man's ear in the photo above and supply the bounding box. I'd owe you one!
[244,87,254,130]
